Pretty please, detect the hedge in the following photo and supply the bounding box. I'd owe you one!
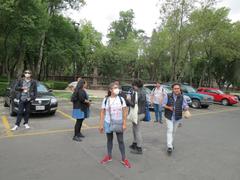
[43,81,68,90]
[0,82,8,96]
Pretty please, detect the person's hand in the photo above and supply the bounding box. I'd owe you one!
[123,123,127,131]
[99,125,104,134]
[168,106,174,111]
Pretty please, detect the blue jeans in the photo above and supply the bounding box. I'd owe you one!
[154,104,163,122]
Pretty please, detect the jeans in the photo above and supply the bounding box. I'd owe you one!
[166,119,181,149]
[154,104,163,122]
[16,100,31,126]
[132,114,145,147]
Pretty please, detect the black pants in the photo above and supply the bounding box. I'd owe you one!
[107,132,126,161]
[74,119,84,137]
[16,100,31,126]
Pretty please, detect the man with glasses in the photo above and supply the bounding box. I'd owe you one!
[162,83,189,154]
[11,70,37,131]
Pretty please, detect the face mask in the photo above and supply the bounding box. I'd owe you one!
[113,88,120,95]
[25,74,31,78]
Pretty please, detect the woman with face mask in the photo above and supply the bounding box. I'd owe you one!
[99,82,131,168]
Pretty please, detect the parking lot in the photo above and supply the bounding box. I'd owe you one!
[0,99,240,180]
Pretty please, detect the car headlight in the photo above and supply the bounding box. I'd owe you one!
[51,98,57,104]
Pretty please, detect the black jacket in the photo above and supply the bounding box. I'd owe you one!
[73,89,89,113]
[126,88,146,114]
[15,79,37,101]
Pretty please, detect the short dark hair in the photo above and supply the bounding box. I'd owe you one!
[172,82,181,89]
[132,79,143,88]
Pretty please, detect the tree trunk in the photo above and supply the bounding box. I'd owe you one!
[36,32,46,80]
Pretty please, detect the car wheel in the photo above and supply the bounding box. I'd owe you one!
[10,102,17,116]
[49,111,56,116]
[221,99,229,106]
[201,105,209,108]
[191,99,201,109]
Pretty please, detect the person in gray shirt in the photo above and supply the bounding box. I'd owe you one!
[11,70,37,131]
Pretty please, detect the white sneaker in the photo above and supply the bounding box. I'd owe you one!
[11,125,19,131]
[24,124,30,129]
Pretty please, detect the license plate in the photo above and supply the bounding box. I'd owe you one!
[36,106,45,111]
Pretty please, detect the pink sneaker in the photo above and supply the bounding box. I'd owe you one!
[100,155,112,164]
[121,159,131,168]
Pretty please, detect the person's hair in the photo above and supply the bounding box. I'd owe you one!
[156,81,161,84]
[107,82,118,97]
[132,79,143,88]
[172,82,181,89]
[75,79,86,92]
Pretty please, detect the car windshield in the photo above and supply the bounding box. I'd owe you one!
[216,90,224,94]
[37,84,48,93]
[184,86,196,93]
[143,87,151,94]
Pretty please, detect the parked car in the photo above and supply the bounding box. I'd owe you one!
[197,87,239,106]
[120,84,152,109]
[4,81,58,116]
[162,83,214,109]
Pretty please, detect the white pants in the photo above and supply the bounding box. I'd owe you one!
[166,119,181,149]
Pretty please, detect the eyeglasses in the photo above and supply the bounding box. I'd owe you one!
[24,72,31,74]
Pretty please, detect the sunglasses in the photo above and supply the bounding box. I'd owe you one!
[24,72,31,74]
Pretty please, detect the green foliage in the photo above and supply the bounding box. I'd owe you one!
[43,81,68,90]
[0,82,8,96]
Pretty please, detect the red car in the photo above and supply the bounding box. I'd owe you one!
[197,87,239,106]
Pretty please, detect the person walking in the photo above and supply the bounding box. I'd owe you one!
[162,83,189,154]
[11,70,37,131]
[72,79,90,142]
[151,81,165,123]
[127,79,146,154]
[99,82,131,168]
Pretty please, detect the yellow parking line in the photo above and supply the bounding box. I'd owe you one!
[57,110,89,128]
[0,125,99,140]
[1,116,13,137]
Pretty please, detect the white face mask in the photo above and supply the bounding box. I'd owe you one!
[25,74,31,78]
[113,88,120,95]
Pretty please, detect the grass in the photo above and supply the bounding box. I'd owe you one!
[53,91,102,101]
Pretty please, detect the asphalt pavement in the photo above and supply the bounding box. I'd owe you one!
[0,100,240,180]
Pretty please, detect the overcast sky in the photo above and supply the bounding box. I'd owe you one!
[64,0,240,41]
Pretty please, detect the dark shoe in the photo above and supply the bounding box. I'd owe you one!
[78,133,85,138]
[129,143,137,150]
[167,147,173,154]
[154,120,159,123]
[131,146,143,154]
[159,121,163,124]
[73,136,82,142]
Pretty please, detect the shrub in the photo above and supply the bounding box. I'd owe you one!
[0,82,8,96]
[43,81,68,90]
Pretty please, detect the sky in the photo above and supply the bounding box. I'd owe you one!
[64,0,240,42]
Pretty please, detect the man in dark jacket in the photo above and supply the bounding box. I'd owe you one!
[11,70,37,131]
[162,83,189,154]
[127,79,146,154]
